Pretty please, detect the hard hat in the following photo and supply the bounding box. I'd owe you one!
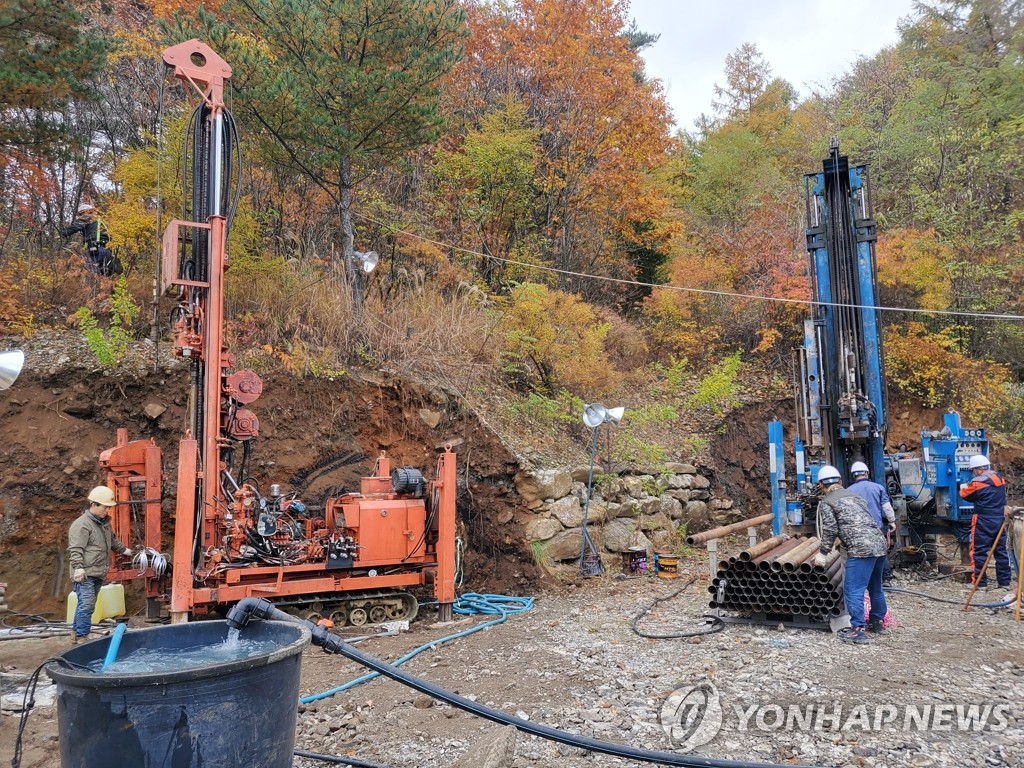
[817,465,842,485]
[850,461,869,475]
[87,485,116,506]
[77,202,95,213]
[969,455,991,470]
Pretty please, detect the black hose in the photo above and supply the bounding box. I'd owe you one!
[228,598,818,768]
[631,576,726,639]
[293,748,391,768]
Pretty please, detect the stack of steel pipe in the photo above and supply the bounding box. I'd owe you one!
[708,536,845,619]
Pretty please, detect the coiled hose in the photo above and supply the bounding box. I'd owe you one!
[300,593,532,703]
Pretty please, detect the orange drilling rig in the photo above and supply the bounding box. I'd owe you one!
[97,40,457,626]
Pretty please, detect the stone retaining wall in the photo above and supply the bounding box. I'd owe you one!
[514,463,746,565]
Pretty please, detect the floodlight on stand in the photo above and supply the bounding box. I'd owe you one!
[605,406,624,424]
[0,350,24,390]
[582,403,607,428]
[354,250,379,274]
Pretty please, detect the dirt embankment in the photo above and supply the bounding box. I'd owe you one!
[0,337,536,617]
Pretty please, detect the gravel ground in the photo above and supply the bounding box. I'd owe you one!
[289,566,1024,768]
[3,565,1023,768]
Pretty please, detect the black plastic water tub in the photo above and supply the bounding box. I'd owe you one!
[46,619,310,768]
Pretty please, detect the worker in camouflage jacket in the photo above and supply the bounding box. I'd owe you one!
[812,465,888,644]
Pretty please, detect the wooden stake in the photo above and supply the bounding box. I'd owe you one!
[963,515,1010,611]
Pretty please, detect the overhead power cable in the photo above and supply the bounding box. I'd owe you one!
[350,210,1024,323]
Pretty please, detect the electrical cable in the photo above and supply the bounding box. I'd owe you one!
[9,660,54,768]
[631,575,726,639]
[349,209,1024,323]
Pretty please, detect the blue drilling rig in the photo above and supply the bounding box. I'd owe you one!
[769,139,989,561]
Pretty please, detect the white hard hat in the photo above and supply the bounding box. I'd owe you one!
[87,485,116,506]
[78,202,95,213]
[817,465,842,484]
[969,455,991,470]
[850,461,869,475]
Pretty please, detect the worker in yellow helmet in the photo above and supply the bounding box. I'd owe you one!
[67,486,133,644]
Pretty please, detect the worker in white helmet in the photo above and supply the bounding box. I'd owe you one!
[67,486,133,644]
[959,454,1011,593]
[812,465,889,644]
[847,461,896,583]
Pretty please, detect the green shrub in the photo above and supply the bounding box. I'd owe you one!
[73,276,140,367]
[686,352,743,415]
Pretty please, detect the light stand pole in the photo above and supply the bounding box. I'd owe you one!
[578,403,624,578]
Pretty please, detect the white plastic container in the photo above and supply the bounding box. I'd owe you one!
[65,583,126,624]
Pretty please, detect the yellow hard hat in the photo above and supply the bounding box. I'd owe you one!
[87,485,116,506]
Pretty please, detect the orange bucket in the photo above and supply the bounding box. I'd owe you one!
[654,552,679,579]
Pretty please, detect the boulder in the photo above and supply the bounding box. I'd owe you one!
[526,518,562,541]
[682,500,709,529]
[640,511,673,533]
[615,499,641,518]
[601,519,637,552]
[514,469,573,504]
[638,496,662,515]
[620,476,644,499]
[649,529,678,551]
[549,496,584,528]
[542,529,583,562]
[582,500,609,525]
[659,495,684,519]
[667,489,691,503]
[664,462,698,475]
[691,474,711,490]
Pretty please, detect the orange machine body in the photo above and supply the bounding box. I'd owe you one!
[98,41,457,626]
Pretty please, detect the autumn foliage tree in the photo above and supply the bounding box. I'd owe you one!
[446,0,677,307]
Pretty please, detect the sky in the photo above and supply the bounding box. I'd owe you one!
[627,0,919,132]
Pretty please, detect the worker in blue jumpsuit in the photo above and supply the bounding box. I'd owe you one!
[847,461,896,582]
[959,454,1011,590]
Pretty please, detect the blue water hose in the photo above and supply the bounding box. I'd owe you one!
[299,593,533,704]
[99,623,127,672]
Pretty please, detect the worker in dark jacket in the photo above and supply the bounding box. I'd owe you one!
[847,461,896,582]
[812,465,889,644]
[61,203,122,276]
[67,486,132,644]
[960,454,1011,590]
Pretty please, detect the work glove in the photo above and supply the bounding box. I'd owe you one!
[72,568,87,583]
[122,548,134,558]
[813,552,829,568]
[887,521,897,533]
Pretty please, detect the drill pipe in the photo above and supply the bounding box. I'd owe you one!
[738,535,790,562]
[685,513,775,545]
[778,538,821,572]
[755,538,804,570]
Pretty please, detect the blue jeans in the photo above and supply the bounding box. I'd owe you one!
[73,576,102,637]
[844,556,887,628]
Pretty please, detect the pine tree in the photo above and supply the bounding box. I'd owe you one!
[0,0,106,149]
[179,0,467,289]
